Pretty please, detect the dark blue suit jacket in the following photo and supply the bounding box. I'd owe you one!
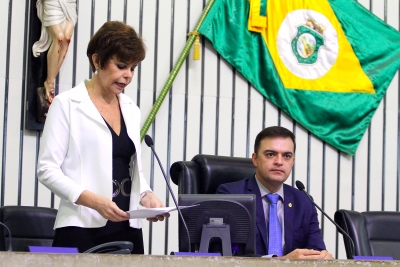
[216,176,326,255]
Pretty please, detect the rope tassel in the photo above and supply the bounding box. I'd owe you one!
[188,31,201,60]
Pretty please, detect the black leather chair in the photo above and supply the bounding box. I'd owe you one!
[83,241,133,254]
[0,206,133,254]
[334,209,400,260]
[170,154,255,194]
[0,206,57,251]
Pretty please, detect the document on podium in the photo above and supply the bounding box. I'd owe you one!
[128,205,198,219]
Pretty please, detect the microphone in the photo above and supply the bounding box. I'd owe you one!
[0,222,12,251]
[144,135,192,253]
[295,180,355,259]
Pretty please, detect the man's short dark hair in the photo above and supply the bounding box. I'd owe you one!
[254,126,296,154]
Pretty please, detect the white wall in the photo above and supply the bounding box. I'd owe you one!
[0,0,399,258]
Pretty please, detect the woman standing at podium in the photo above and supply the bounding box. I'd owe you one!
[37,21,168,254]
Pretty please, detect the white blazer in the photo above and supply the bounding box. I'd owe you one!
[37,81,152,229]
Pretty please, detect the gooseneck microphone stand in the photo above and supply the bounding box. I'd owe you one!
[144,135,192,253]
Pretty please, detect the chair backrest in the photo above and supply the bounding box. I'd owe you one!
[170,154,255,194]
[0,206,57,252]
[334,209,400,260]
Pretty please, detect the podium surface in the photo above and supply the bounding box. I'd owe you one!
[0,252,398,267]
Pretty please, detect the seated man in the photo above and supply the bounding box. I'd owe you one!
[216,126,333,259]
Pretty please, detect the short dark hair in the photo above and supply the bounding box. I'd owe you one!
[87,21,146,72]
[254,126,296,154]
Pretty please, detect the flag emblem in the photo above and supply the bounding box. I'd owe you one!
[276,9,339,80]
[292,25,324,64]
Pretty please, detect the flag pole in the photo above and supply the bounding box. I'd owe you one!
[140,0,216,141]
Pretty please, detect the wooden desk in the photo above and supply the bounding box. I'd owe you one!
[0,252,398,267]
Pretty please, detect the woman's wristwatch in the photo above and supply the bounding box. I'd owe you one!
[139,190,153,205]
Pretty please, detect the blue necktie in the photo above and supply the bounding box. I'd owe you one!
[266,194,283,256]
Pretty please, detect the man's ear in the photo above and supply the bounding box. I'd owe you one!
[252,153,258,167]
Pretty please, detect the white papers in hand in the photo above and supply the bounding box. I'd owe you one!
[127,205,198,219]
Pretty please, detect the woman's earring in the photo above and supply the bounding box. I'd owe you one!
[94,67,98,75]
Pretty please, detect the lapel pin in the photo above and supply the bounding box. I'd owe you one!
[288,203,292,208]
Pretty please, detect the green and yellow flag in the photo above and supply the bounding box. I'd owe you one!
[199,0,400,155]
